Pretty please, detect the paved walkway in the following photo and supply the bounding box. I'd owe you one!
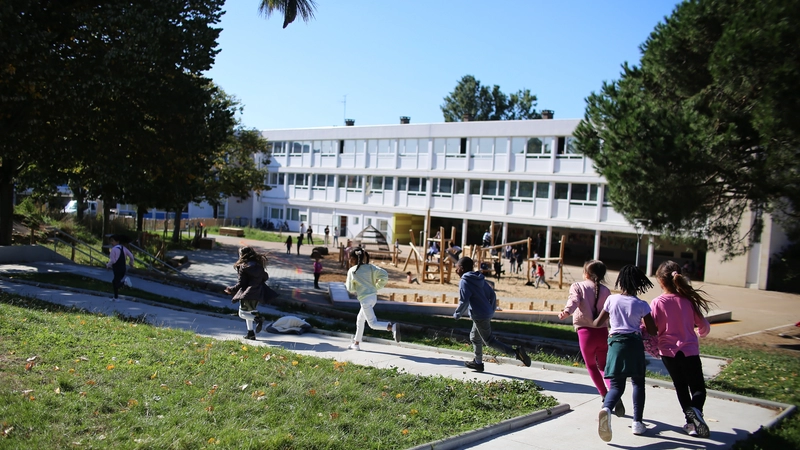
[0,242,794,449]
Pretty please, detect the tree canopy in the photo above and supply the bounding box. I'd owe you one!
[441,75,541,122]
[574,0,800,257]
[259,0,318,28]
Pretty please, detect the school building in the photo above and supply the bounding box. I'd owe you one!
[224,117,787,290]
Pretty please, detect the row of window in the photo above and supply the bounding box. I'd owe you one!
[267,173,606,204]
[268,136,579,156]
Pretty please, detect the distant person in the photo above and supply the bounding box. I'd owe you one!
[296,233,303,255]
[535,264,551,289]
[312,253,323,289]
[324,226,330,246]
[426,241,439,261]
[482,229,491,247]
[510,247,519,274]
[559,260,623,417]
[406,271,420,284]
[552,261,563,278]
[452,256,531,372]
[300,222,306,236]
[651,261,714,438]
[333,226,339,246]
[106,234,134,301]
[345,247,400,350]
[445,242,462,263]
[306,226,314,245]
[285,235,292,254]
[592,265,657,442]
[224,246,268,341]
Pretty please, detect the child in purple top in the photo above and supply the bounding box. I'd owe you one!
[651,260,714,438]
[592,265,657,442]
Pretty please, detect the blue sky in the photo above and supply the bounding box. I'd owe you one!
[206,0,682,130]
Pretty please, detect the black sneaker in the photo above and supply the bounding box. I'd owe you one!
[515,347,531,367]
[464,360,485,372]
[614,399,626,417]
[254,317,263,334]
[244,330,256,341]
[685,407,710,438]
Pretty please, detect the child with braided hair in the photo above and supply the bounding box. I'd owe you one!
[592,264,657,442]
[559,260,624,416]
[345,247,400,350]
[224,246,269,340]
[651,260,714,438]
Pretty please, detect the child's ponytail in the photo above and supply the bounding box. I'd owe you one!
[583,260,607,309]
[656,261,714,315]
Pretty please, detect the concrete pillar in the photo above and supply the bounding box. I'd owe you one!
[593,229,601,261]
[646,235,655,276]
[461,219,469,248]
[545,226,553,259]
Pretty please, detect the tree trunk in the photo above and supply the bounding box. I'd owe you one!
[172,208,183,243]
[0,163,16,246]
[136,206,146,233]
[102,198,112,242]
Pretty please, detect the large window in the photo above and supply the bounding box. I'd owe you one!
[338,175,362,190]
[454,179,465,194]
[482,180,505,200]
[269,141,286,155]
[342,140,356,154]
[524,137,553,157]
[269,207,283,220]
[510,181,534,201]
[287,208,300,221]
[536,182,550,199]
[288,173,308,186]
[313,174,332,190]
[557,136,581,157]
[473,137,494,155]
[570,183,599,205]
[554,183,569,200]
[432,178,453,197]
[268,172,285,186]
[398,177,426,195]
[320,140,336,155]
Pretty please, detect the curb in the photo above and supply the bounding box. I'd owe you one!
[407,404,571,450]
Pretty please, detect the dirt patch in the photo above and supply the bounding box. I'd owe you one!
[715,327,800,356]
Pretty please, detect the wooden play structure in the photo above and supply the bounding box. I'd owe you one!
[403,225,458,284]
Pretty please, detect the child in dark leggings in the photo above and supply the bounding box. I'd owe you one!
[106,235,134,301]
[651,260,713,438]
[592,265,657,442]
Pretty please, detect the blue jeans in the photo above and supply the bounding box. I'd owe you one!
[470,318,515,362]
[603,375,645,422]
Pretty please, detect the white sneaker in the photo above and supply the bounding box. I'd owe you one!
[598,408,612,442]
[109,297,117,302]
[632,421,646,435]
[683,423,698,436]
[348,343,360,351]
[391,323,400,342]
[122,276,132,288]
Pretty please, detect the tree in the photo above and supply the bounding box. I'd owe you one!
[441,75,541,122]
[0,1,226,245]
[258,0,318,28]
[574,0,800,257]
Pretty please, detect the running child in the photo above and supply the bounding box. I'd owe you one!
[651,260,713,438]
[345,247,400,350]
[106,234,134,301]
[592,264,657,442]
[559,260,624,416]
[224,246,269,340]
[453,256,531,372]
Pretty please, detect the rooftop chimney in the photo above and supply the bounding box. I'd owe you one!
[541,110,554,119]
[462,113,472,122]
[345,119,355,126]
[400,116,410,124]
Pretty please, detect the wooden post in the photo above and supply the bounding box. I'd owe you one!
[510,303,514,310]
[441,294,446,303]
[71,243,75,262]
[529,303,534,310]
[390,293,395,301]
[403,294,407,302]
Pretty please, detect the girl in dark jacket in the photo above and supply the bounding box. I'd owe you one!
[224,246,269,340]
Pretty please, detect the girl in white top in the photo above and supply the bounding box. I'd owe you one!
[591,265,657,442]
[345,247,399,350]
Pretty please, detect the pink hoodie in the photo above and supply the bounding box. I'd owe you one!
[650,293,710,357]
[563,280,610,329]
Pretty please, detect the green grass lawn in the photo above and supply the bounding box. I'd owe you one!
[0,293,557,449]
[2,272,798,449]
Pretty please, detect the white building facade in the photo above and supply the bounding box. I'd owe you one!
[239,118,785,287]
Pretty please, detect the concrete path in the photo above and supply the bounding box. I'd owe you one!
[0,258,792,449]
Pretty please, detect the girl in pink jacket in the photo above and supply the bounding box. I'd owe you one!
[651,260,714,439]
[558,260,624,416]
